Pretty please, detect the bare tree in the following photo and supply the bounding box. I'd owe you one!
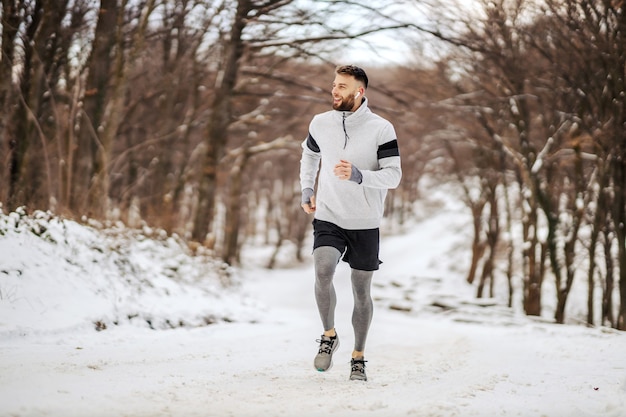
[191,0,416,244]
[532,0,626,327]
[410,0,626,327]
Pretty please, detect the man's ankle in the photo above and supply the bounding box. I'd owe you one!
[352,350,364,359]
[323,329,336,338]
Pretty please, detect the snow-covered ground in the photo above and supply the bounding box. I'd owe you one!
[1,190,625,417]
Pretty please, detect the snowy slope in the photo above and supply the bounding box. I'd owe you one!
[0,209,257,335]
[1,192,625,417]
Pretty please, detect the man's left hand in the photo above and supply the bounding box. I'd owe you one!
[334,159,352,180]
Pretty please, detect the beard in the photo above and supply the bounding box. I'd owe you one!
[332,95,356,111]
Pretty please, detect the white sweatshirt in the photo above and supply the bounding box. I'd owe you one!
[300,97,402,230]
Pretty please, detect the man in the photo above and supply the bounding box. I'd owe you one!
[299,65,402,381]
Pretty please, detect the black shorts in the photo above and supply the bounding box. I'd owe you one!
[312,219,381,271]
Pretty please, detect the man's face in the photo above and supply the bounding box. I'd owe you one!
[332,73,360,111]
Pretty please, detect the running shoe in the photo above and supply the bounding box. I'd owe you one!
[349,357,367,381]
[314,333,339,371]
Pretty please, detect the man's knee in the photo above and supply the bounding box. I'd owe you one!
[314,246,341,278]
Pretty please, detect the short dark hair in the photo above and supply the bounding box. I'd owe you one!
[336,65,368,89]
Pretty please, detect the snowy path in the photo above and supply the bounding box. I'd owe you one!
[1,199,626,416]
[1,259,626,417]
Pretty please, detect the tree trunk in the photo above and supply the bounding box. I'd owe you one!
[25,0,71,209]
[477,191,498,299]
[467,201,486,285]
[587,229,598,326]
[522,182,543,317]
[6,0,43,210]
[223,152,249,265]
[72,0,117,213]
[502,178,515,308]
[587,163,610,326]
[613,155,626,330]
[602,231,615,327]
[554,147,585,324]
[0,0,21,204]
[523,213,546,317]
[192,0,250,242]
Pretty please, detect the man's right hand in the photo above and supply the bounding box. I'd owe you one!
[302,195,316,214]
[301,188,316,214]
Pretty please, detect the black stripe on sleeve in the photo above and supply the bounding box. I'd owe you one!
[306,133,320,153]
[377,139,399,159]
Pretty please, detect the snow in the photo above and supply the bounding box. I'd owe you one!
[1,191,626,417]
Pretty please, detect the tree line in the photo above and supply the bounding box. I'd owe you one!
[1,0,625,329]
[422,0,626,329]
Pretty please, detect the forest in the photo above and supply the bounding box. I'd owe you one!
[1,0,625,330]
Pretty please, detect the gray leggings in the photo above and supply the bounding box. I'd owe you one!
[314,246,374,352]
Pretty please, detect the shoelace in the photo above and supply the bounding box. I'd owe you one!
[316,338,334,355]
[351,359,367,374]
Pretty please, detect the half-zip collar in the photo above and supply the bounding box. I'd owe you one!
[335,97,368,149]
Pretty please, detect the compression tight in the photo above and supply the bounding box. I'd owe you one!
[313,246,374,352]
